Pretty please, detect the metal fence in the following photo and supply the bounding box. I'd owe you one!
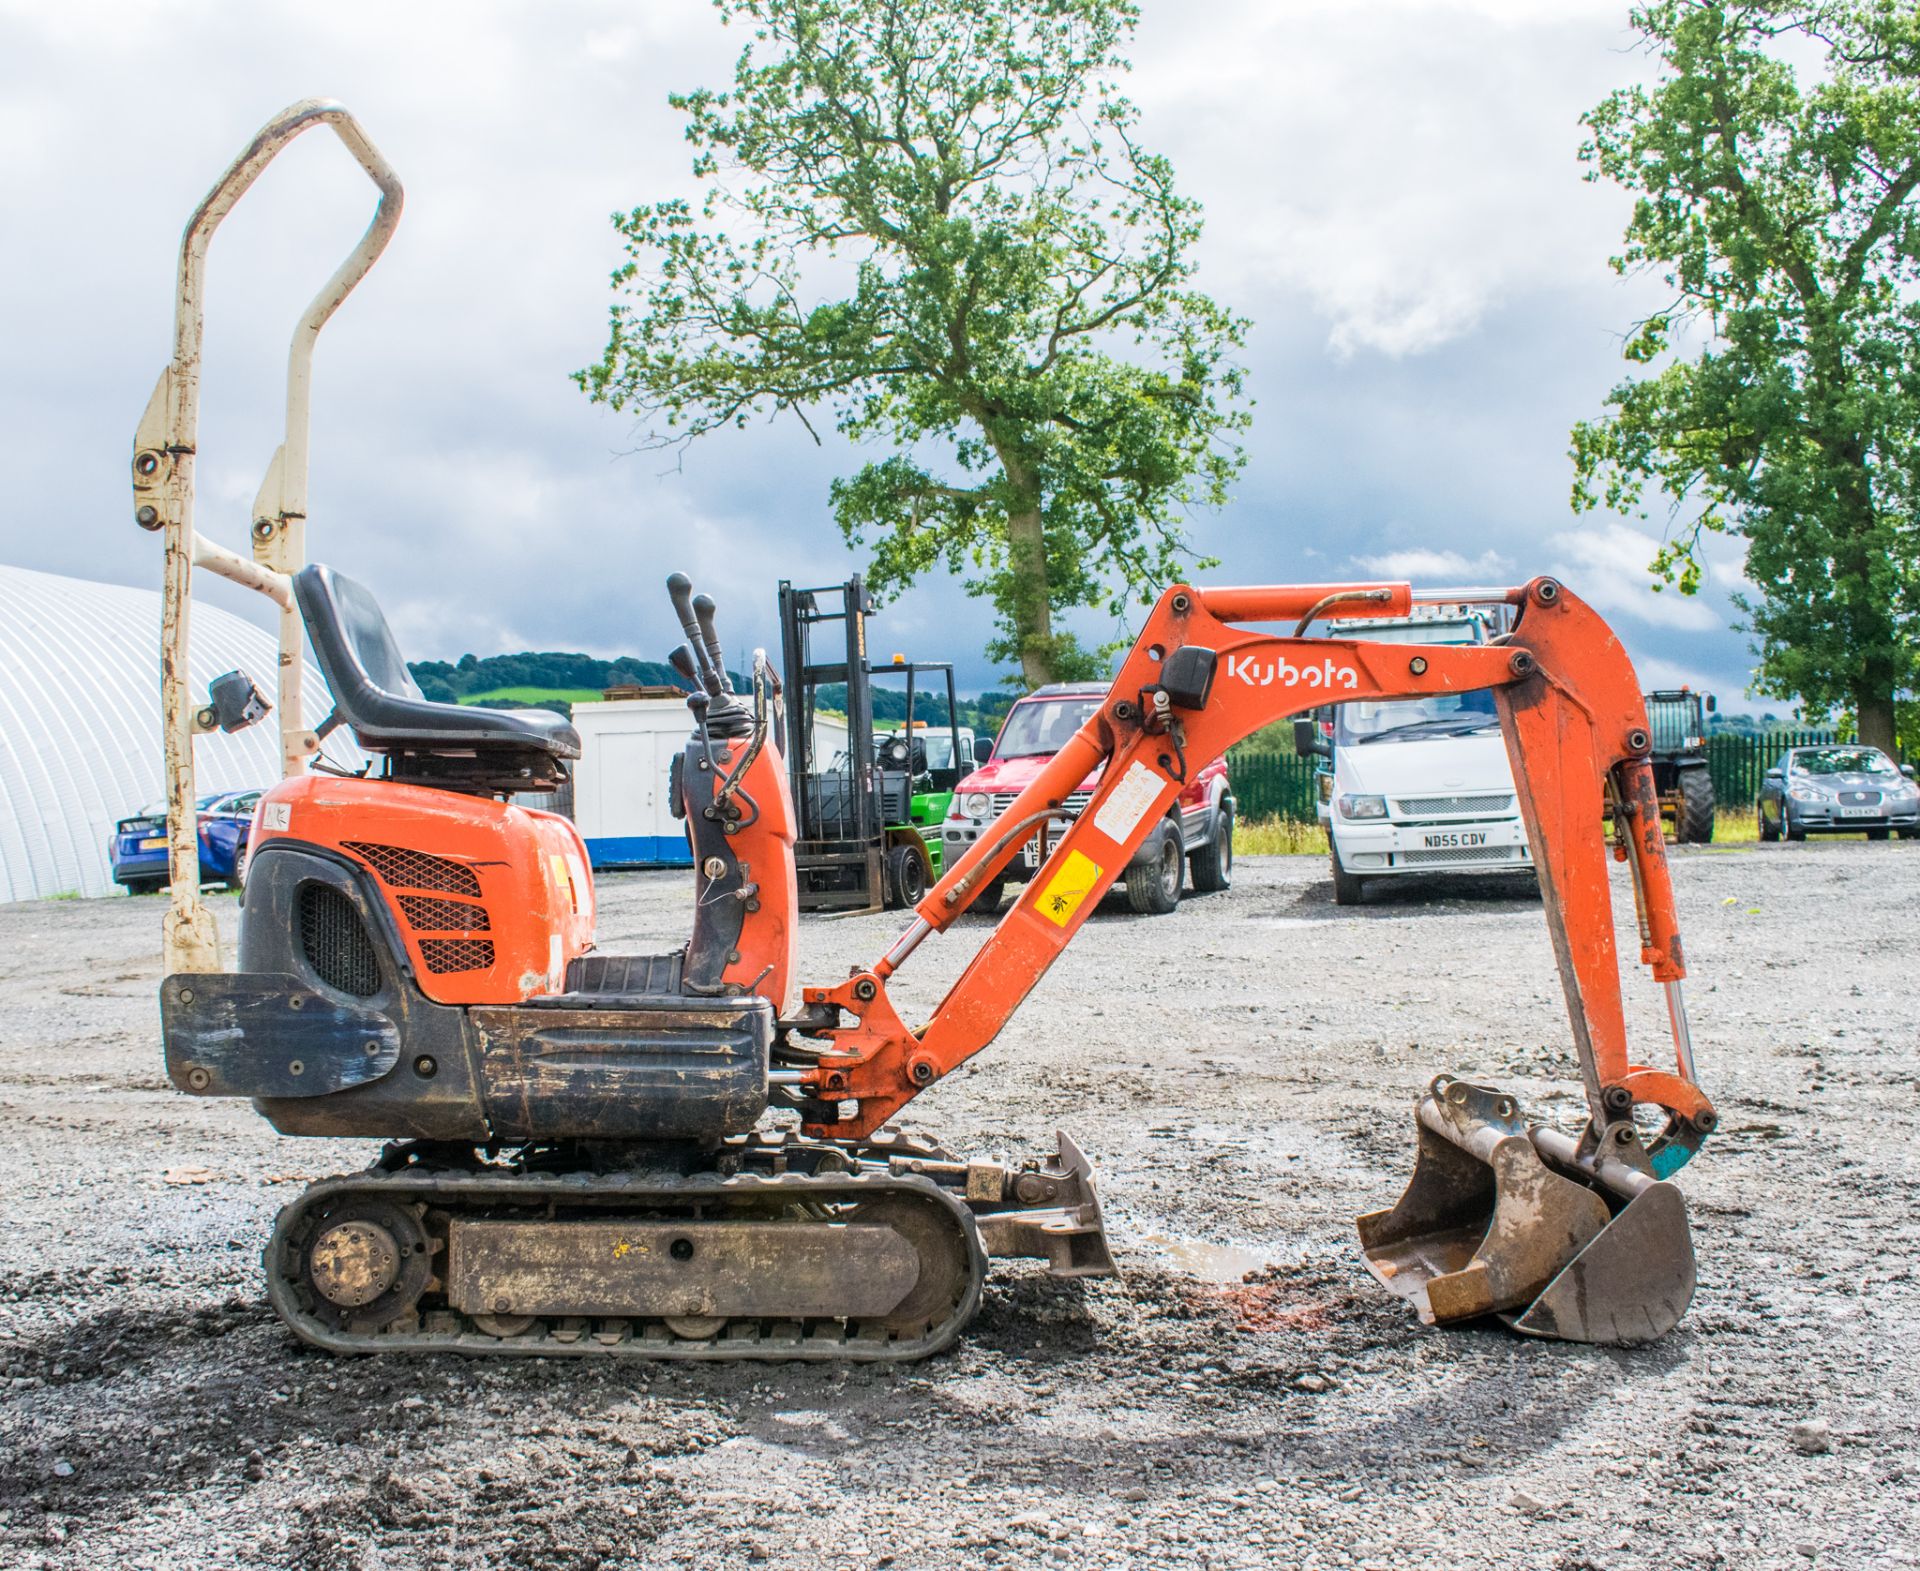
[1224,750,1322,821]
[1226,730,1902,820]
[1706,731,1833,806]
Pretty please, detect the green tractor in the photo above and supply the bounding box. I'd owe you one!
[872,672,975,881]
[1643,688,1717,844]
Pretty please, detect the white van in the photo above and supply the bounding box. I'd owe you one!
[1300,613,1531,905]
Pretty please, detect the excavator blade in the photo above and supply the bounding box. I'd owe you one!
[1358,1077,1698,1346]
[1357,1077,1609,1326]
[974,1130,1118,1278]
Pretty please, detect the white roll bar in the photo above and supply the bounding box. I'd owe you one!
[132,99,403,973]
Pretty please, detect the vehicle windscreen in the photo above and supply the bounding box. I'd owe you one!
[1335,688,1500,746]
[1792,748,1897,776]
[994,697,1105,759]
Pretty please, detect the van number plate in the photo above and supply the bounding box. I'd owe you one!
[1422,830,1489,849]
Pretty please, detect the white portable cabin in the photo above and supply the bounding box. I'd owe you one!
[571,695,854,870]
[571,694,699,869]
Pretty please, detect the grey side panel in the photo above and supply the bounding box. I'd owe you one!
[161,971,399,1097]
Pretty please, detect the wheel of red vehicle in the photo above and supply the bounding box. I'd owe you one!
[1189,804,1233,893]
[1126,823,1183,916]
[967,872,1008,917]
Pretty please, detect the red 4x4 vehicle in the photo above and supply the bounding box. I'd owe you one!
[940,680,1234,915]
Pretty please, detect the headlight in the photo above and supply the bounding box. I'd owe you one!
[1788,785,1827,803]
[1338,793,1388,820]
[960,791,993,820]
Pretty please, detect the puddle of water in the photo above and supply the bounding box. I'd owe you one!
[1142,1232,1271,1284]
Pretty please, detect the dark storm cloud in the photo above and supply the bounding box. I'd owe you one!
[0,0,1763,705]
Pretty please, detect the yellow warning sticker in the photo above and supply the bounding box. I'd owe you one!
[1033,849,1105,928]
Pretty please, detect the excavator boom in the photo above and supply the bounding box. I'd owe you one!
[788,575,1714,1343]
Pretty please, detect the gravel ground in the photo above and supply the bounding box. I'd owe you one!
[1,844,1915,1571]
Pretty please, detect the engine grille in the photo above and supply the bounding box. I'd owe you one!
[1392,793,1514,818]
[420,938,496,974]
[299,883,381,997]
[1838,790,1883,806]
[1400,844,1530,866]
[342,841,481,897]
[988,790,1092,818]
[398,894,491,931]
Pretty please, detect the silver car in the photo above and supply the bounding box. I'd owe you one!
[1758,745,1920,841]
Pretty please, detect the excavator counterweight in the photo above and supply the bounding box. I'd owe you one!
[139,101,1712,1360]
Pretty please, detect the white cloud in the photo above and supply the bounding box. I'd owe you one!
[1546,522,1721,631]
[1135,0,1659,359]
[1350,547,1513,581]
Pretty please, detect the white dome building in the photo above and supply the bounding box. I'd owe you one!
[0,563,362,901]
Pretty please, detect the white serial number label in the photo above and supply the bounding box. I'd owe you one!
[1093,761,1166,845]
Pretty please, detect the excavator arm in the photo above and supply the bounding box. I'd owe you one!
[787,575,1715,1344]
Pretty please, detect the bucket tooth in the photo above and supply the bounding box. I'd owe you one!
[1358,1078,1609,1325]
[1506,1164,1696,1346]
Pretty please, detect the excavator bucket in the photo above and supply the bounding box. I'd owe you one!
[1357,1077,1695,1344]
[1505,1125,1695,1345]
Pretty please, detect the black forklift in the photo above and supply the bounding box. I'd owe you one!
[777,576,967,914]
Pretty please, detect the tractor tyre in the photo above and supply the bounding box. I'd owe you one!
[885,844,929,909]
[1189,805,1234,893]
[1675,767,1716,843]
[1126,823,1184,916]
[1330,843,1366,906]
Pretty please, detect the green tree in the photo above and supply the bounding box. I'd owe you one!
[578,0,1248,687]
[1572,0,1920,750]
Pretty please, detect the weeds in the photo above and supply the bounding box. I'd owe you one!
[1233,815,1328,856]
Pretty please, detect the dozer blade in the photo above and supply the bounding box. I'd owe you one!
[1505,1127,1696,1345]
[974,1130,1118,1278]
[1357,1077,1609,1326]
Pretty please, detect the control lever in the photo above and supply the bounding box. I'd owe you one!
[667,573,726,700]
[693,594,729,695]
[668,643,701,690]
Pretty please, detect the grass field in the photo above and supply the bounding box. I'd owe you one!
[458,687,608,707]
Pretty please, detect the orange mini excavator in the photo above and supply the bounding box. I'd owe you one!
[138,103,1714,1359]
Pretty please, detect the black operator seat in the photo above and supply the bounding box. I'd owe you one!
[293,563,581,792]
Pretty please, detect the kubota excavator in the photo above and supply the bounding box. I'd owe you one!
[135,102,1714,1360]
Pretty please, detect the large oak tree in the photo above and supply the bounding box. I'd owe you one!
[1573,0,1920,749]
[578,0,1248,687]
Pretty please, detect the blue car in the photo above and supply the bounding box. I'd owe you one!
[109,790,264,894]
[198,788,265,889]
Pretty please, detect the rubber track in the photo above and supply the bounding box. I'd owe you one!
[265,1166,987,1362]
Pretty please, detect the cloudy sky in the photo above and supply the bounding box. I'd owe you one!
[0,0,1768,706]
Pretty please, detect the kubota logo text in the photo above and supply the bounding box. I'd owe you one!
[1226,652,1360,691]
